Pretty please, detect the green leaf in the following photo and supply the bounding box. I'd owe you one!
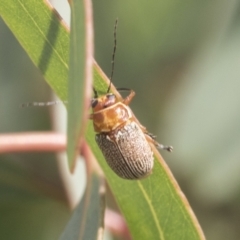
[67,0,93,171]
[0,0,69,101]
[86,78,205,240]
[60,174,105,240]
[0,1,205,239]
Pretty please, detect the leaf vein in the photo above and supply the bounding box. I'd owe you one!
[137,181,165,240]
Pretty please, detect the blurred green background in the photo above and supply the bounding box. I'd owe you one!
[1,0,240,239]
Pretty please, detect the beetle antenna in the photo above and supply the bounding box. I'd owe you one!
[20,100,67,108]
[93,87,98,98]
[107,18,118,93]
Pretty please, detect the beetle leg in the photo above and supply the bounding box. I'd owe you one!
[122,90,135,105]
[130,113,148,132]
[145,134,173,152]
[129,106,173,152]
[145,132,157,140]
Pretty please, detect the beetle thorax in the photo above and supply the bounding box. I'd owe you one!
[92,102,133,132]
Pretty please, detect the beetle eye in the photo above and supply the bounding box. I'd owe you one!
[91,99,98,108]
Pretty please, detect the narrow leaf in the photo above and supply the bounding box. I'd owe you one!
[86,74,206,239]
[67,0,93,171]
[0,0,69,100]
[59,174,105,240]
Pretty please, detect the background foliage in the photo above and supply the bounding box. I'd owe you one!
[0,0,240,239]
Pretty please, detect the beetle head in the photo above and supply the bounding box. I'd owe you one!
[91,93,117,113]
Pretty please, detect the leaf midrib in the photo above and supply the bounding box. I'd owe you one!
[137,181,165,240]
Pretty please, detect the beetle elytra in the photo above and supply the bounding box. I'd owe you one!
[90,19,172,180]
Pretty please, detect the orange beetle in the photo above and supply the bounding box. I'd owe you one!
[90,20,172,179]
[90,87,172,179]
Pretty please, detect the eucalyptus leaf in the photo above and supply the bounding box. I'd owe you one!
[60,174,105,240]
[0,1,205,239]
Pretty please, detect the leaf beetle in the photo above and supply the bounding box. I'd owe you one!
[90,19,172,180]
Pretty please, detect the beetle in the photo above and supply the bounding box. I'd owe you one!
[90,88,172,179]
[89,19,172,180]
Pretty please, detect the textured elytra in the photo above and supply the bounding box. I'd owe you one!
[96,121,154,179]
